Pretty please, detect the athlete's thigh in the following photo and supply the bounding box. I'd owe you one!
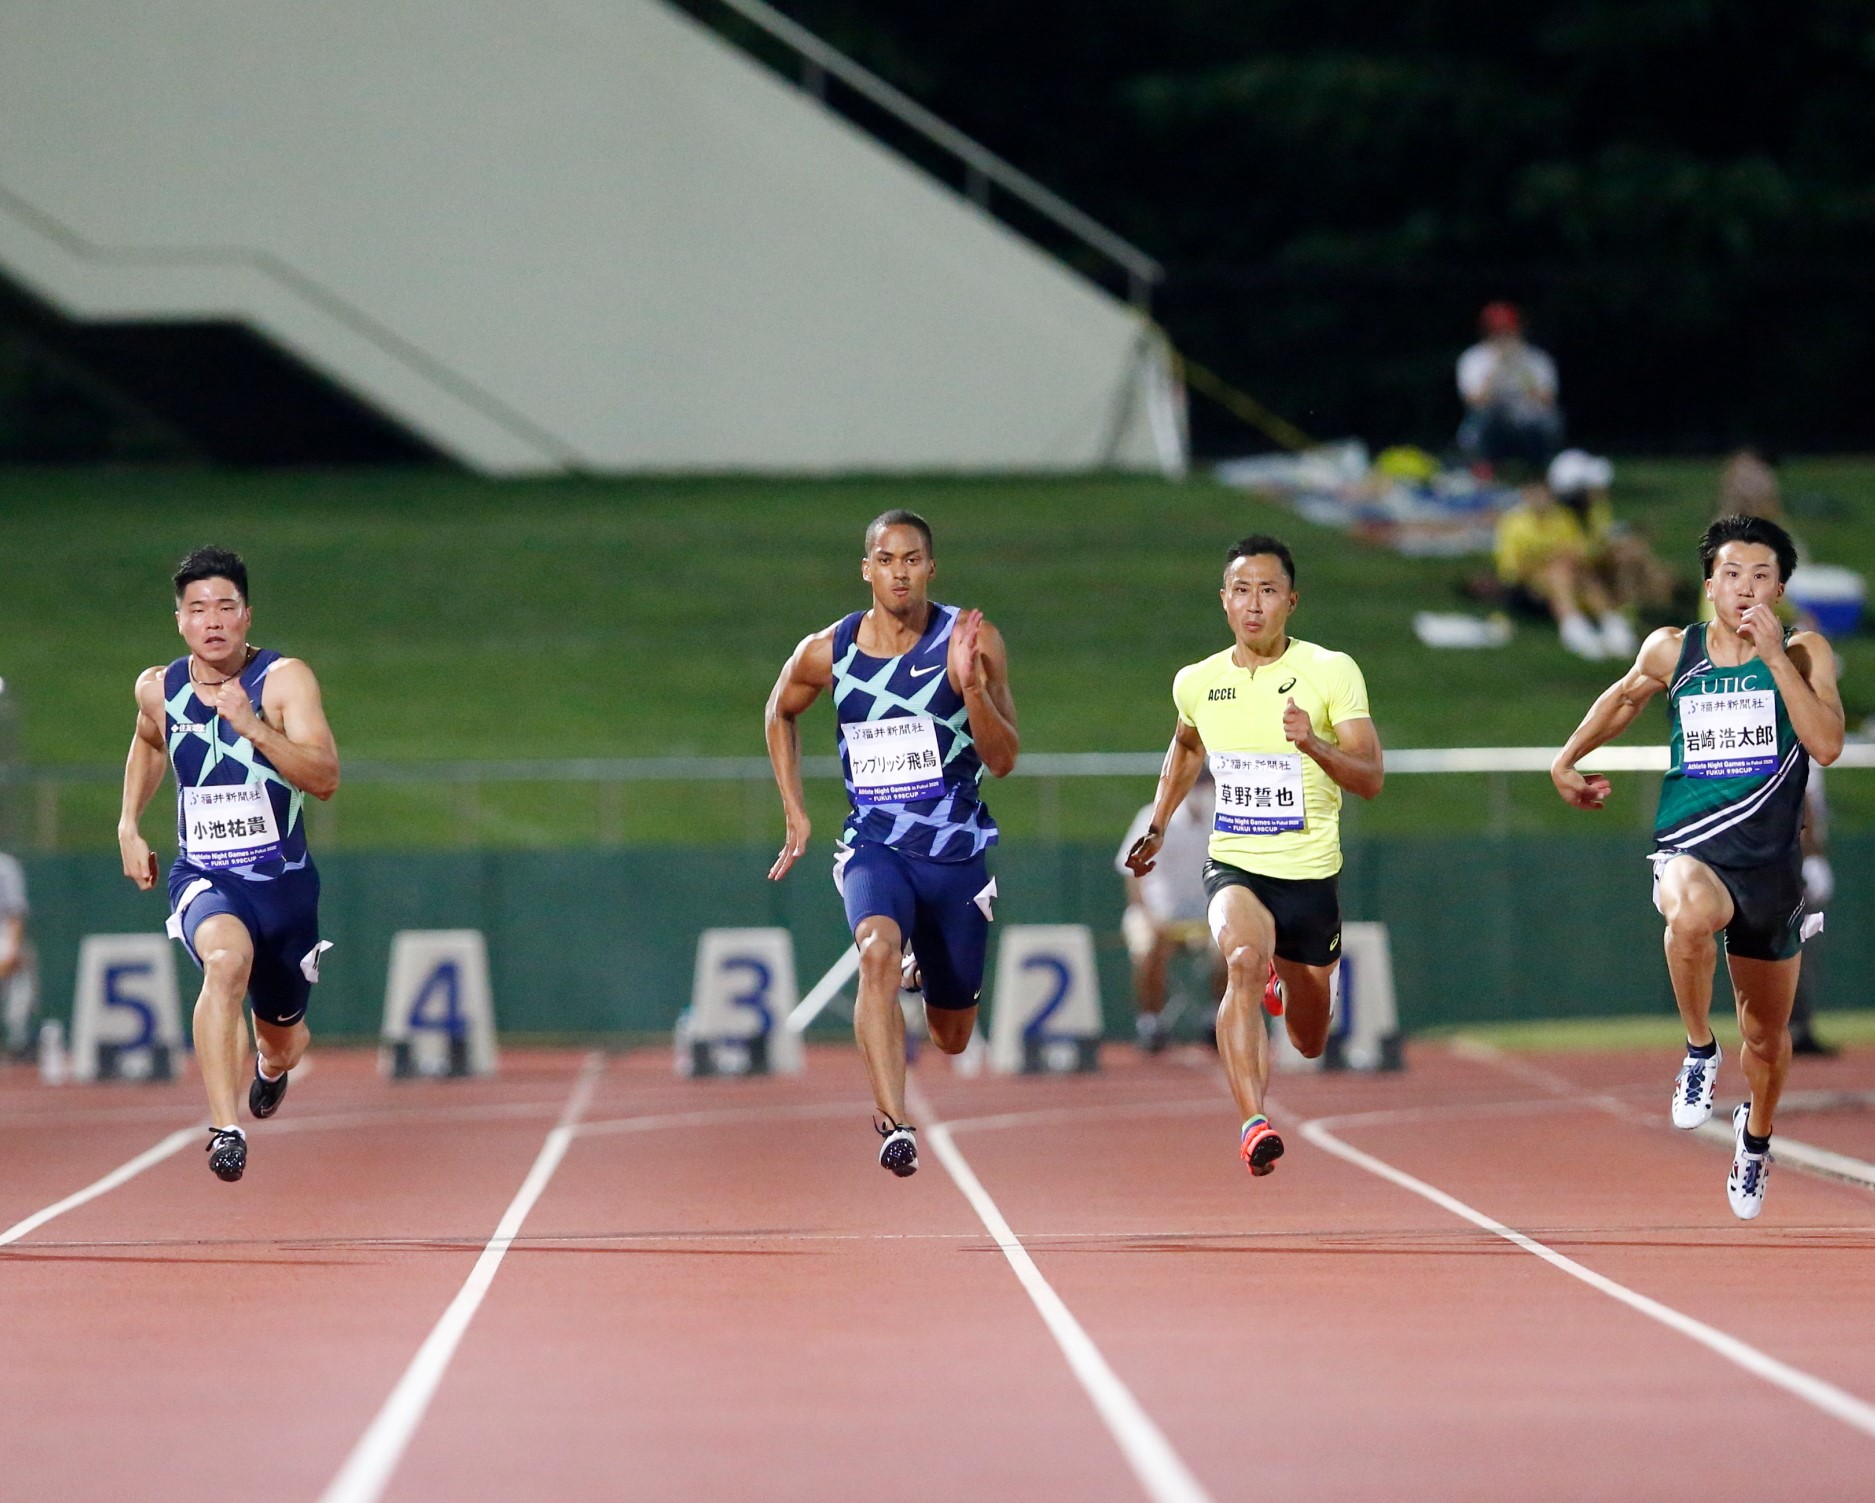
[190,910,255,968]
[907,859,990,1010]
[1655,855,1734,932]
[1273,958,1336,1031]
[840,843,917,943]
[1725,953,1799,1034]
[1207,880,1275,961]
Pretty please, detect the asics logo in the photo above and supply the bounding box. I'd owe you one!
[1278,677,1297,693]
[909,665,943,678]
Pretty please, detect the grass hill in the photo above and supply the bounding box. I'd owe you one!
[3,459,1870,847]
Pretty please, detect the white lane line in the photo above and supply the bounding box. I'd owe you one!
[1301,1114,1875,1440]
[0,1126,202,1248]
[316,1053,604,1503]
[1692,1118,1875,1193]
[910,1082,1213,1503]
[1457,1037,1875,1194]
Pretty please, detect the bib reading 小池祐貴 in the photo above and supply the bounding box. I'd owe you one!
[1680,689,1778,779]
[1209,752,1307,835]
[846,717,946,806]
[182,783,283,869]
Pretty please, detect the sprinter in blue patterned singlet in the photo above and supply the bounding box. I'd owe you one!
[766,510,1019,1177]
[1551,515,1843,1220]
[119,547,341,1182]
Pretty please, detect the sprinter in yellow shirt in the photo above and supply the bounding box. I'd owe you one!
[1126,535,1384,1177]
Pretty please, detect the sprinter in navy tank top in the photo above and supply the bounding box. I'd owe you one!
[118,547,341,1183]
[766,510,1019,1177]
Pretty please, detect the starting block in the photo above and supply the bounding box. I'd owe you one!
[682,928,803,1077]
[380,930,499,1078]
[1270,920,1403,1073]
[71,934,184,1082]
[988,924,1102,1074]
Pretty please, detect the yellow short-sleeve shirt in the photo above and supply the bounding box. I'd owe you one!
[1172,638,1371,878]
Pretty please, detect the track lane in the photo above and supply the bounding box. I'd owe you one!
[384,1049,1152,1503]
[0,1051,592,1503]
[915,1046,1875,1502]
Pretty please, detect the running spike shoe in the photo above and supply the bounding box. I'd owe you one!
[876,1116,918,1178]
[1728,1103,1769,1221]
[1670,1047,1719,1129]
[1262,963,1285,1018]
[1240,1115,1284,1177]
[249,1063,289,1120]
[206,1126,247,1183]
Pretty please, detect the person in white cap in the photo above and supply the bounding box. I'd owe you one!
[1492,452,1634,660]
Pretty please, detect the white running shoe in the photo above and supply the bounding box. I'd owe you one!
[1560,612,1608,660]
[1728,1103,1770,1221]
[1670,1047,1719,1129]
[1598,612,1638,660]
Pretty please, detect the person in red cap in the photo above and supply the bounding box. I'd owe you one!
[1457,301,1564,473]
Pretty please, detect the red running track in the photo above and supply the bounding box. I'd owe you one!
[2,1039,1874,1502]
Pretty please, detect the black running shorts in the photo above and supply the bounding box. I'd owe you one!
[1200,859,1342,967]
[1655,852,1807,963]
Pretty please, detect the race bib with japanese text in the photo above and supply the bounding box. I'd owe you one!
[1681,691,1778,779]
[847,717,946,806]
[1210,753,1307,834]
[182,783,283,869]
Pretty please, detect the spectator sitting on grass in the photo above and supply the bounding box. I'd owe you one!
[1493,455,1636,661]
[1548,448,1677,627]
[1457,301,1564,473]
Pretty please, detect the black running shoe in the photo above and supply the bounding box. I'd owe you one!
[206,1127,247,1182]
[249,1064,289,1119]
[876,1115,918,1177]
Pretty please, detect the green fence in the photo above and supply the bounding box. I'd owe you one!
[22,836,1873,1040]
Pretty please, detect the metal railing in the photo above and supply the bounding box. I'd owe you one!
[688,0,1164,308]
[10,745,1871,853]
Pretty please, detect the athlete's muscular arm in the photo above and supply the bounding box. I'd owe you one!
[949,610,1019,777]
[765,628,835,881]
[1551,626,1681,810]
[118,669,169,890]
[1125,720,1205,876]
[1745,613,1845,766]
[1285,701,1384,800]
[216,658,341,800]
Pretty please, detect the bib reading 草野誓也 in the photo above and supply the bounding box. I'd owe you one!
[1680,689,1778,779]
[846,716,946,806]
[1209,752,1307,835]
[181,783,284,869]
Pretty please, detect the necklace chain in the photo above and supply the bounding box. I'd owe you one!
[191,644,257,692]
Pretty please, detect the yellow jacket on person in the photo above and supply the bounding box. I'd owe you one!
[1494,497,1611,587]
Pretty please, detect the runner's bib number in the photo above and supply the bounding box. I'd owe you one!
[1210,753,1306,834]
[182,783,283,869]
[847,717,945,805]
[1681,690,1778,779]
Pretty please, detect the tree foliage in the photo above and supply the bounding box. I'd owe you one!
[767,0,1875,452]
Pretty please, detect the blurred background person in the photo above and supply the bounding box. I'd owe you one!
[1115,767,1222,1054]
[1548,448,1678,626]
[0,847,35,1058]
[1457,301,1564,474]
[1492,465,1635,661]
[1792,766,1837,1057]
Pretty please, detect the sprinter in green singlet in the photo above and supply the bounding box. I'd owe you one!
[1551,515,1844,1219]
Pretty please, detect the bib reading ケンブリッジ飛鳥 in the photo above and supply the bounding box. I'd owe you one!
[181,783,284,869]
[846,716,946,806]
[1209,752,1307,835]
[1680,690,1778,779]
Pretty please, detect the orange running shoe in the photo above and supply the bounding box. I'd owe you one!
[1262,962,1285,1017]
[1239,1115,1284,1177]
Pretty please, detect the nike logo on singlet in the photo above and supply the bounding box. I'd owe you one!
[909,664,943,678]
